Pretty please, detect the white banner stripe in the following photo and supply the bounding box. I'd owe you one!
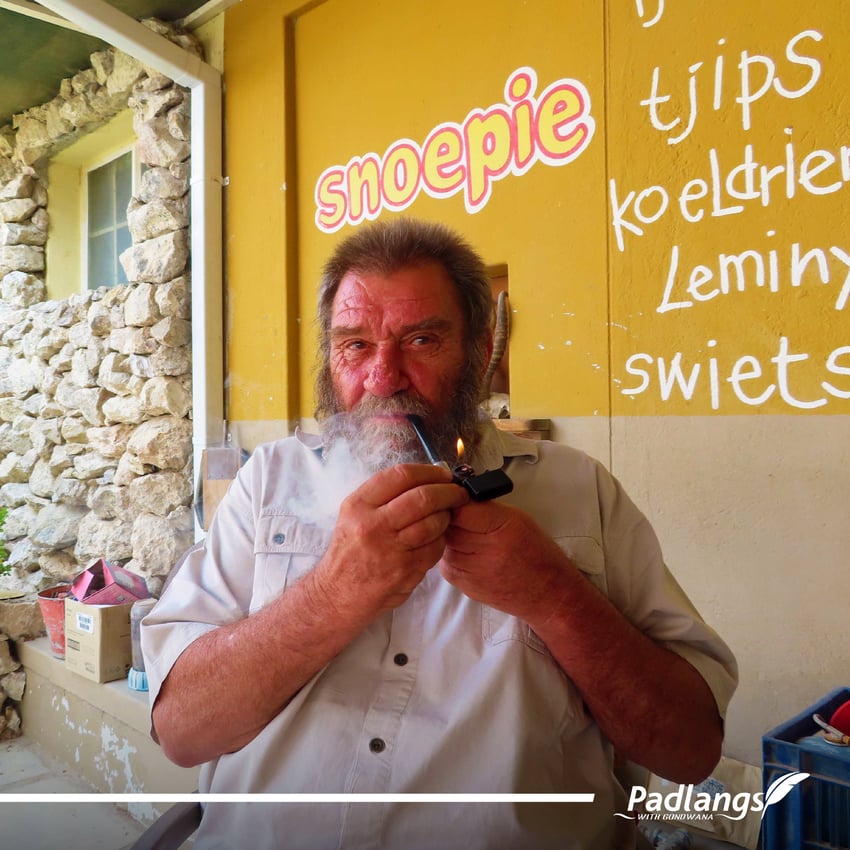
[0,793,595,804]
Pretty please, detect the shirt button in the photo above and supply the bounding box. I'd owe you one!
[273,533,286,545]
[369,738,386,754]
[393,653,409,666]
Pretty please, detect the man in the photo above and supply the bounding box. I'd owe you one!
[143,218,737,850]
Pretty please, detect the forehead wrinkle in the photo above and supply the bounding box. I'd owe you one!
[332,288,436,315]
[331,288,457,340]
[330,264,464,342]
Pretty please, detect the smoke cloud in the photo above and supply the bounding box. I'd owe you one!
[282,412,429,531]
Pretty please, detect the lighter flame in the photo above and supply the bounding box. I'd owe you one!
[456,438,465,462]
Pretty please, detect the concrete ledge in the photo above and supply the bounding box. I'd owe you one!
[19,637,199,818]
[19,637,153,736]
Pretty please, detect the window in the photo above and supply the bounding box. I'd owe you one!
[85,150,133,289]
[46,110,136,300]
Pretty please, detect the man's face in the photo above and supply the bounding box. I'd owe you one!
[329,261,466,416]
[324,261,477,468]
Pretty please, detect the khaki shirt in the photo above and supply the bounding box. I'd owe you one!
[143,423,737,850]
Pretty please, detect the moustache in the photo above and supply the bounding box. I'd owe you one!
[350,394,433,418]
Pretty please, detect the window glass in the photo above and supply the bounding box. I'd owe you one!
[116,223,132,286]
[115,153,133,223]
[87,151,132,289]
[88,232,114,290]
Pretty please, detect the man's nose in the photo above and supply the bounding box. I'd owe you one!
[363,344,410,397]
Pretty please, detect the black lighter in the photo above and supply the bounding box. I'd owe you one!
[407,414,513,502]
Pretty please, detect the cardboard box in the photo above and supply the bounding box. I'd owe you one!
[64,599,135,683]
[70,559,149,605]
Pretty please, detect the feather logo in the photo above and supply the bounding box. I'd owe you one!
[761,771,810,819]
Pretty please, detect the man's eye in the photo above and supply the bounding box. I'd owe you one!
[344,340,367,351]
[410,335,436,346]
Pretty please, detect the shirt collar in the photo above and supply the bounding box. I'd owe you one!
[295,426,323,454]
[471,418,539,472]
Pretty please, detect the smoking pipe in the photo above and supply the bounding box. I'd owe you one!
[407,414,513,502]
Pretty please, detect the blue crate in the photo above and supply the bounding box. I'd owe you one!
[763,687,850,850]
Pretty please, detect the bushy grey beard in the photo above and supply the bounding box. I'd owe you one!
[318,372,483,475]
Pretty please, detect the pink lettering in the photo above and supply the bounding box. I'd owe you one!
[314,66,596,233]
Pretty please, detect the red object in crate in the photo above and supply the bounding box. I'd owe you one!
[71,559,150,605]
[830,700,850,737]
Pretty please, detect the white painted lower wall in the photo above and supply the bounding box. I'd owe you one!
[610,415,850,765]
[19,637,199,824]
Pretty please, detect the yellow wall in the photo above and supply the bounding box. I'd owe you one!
[226,0,850,424]
[294,0,608,421]
[225,0,609,425]
[223,0,850,765]
[223,0,300,425]
[45,161,81,301]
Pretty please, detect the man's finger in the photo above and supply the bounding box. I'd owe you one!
[385,482,470,532]
[395,510,452,550]
[356,463,454,507]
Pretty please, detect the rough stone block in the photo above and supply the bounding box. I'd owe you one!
[128,469,192,516]
[119,229,189,284]
[0,244,44,276]
[126,415,193,470]
[130,506,193,576]
[30,503,88,551]
[138,166,188,202]
[139,375,192,418]
[0,222,46,246]
[0,599,45,641]
[123,282,161,327]
[74,512,133,563]
[0,636,21,676]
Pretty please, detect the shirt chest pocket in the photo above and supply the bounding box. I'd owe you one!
[482,535,607,650]
[250,515,331,614]
[557,535,607,597]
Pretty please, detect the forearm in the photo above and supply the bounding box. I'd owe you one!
[529,566,723,784]
[152,569,369,767]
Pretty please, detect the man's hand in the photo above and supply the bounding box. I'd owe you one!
[440,501,572,621]
[313,463,471,616]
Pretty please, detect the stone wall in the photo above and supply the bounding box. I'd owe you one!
[0,600,42,740]
[0,631,24,739]
[0,21,200,596]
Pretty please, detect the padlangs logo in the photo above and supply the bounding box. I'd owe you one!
[614,771,810,823]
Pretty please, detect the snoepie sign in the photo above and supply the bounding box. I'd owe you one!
[313,66,596,233]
